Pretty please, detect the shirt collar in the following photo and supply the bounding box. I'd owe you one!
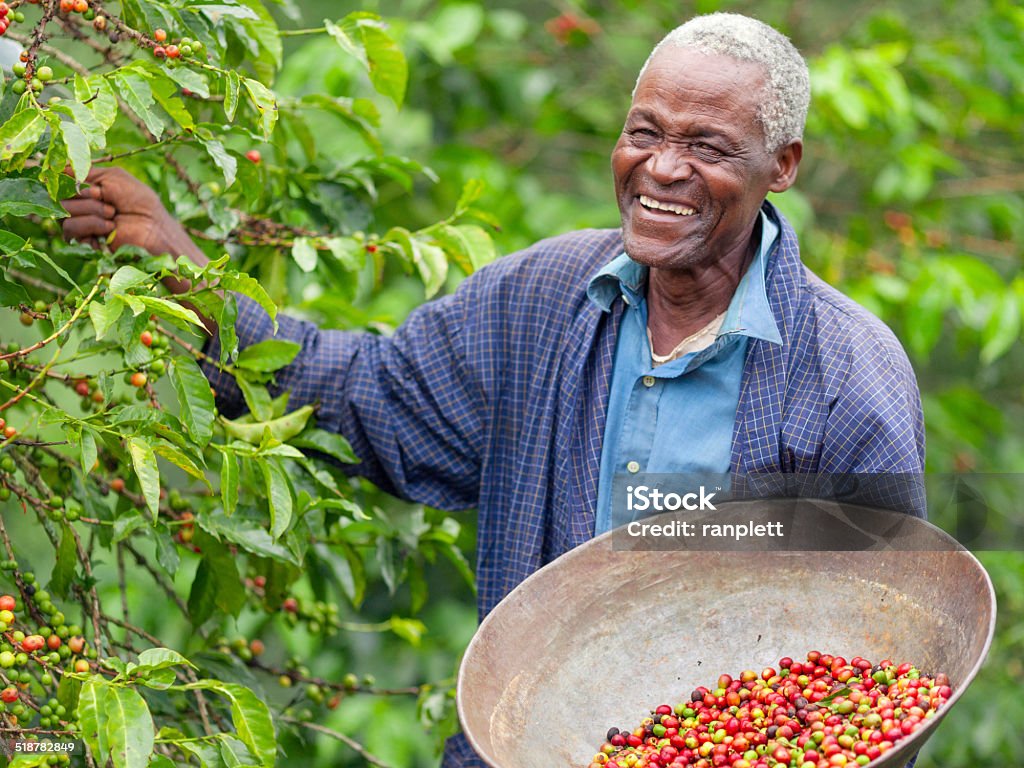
[586,208,783,345]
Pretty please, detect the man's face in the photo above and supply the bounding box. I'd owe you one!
[612,47,800,272]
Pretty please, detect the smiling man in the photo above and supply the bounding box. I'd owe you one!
[61,13,924,767]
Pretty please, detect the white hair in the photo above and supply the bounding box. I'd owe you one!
[635,13,810,153]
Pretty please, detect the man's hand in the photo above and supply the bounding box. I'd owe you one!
[63,167,218,335]
[61,167,208,267]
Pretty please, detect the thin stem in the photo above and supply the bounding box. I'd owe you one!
[281,718,395,768]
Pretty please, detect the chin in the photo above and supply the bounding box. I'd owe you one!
[622,232,694,271]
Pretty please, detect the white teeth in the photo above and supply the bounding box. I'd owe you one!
[639,194,695,216]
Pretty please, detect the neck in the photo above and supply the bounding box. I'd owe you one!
[646,234,757,356]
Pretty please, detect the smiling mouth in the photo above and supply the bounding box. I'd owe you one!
[638,194,696,216]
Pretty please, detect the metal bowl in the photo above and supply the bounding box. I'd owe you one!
[457,499,996,768]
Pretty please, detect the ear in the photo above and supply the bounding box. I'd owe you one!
[768,140,802,193]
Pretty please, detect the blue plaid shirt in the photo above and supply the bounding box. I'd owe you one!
[203,202,925,767]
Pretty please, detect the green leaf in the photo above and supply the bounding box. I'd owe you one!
[188,544,246,624]
[261,459,293,539]
[454,224,497,270]
[128,437,161,520]
[220,404,314,445]
[152,441,211,487]
[0,178,67,218]
[234,339,300,372]
[360,22,408,108]
[290,428,358,464]
[104,683,156,768]
[291,237,318,272]
[78,677,113,767]
[109,265,152,295]
[224,71,241,121]
[390,616,427,646]
[76,75,119,130]
[136,295,204,329]
[152,76,195,131]
[219,273,278,330]
[202,137,237,188]
[197,506,297,563]
[113,72,164,139]
[0,274,30,306]
[169,357,216,446]
[49,526,78,599]
[91,298,125,340]
[221,450,239,516]
[242,77,278,139]
[51,98,105,148]
[981,290,1020,365]
[163,65,211,99]
[326,14,407,107]
[236,374,274,421]
[0,108,45,162]
[219,293,239,363]
[184,681,276,768]
[133,647,196,675]
[80,428,98,475]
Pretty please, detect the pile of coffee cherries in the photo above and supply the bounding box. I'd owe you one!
[587,651,952,768]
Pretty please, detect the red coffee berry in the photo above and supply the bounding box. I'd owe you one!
[245,149,261,164]
[0,687,18,703]
[154,28,167,42]
[0,595,15,611]
[110,477,125,493]
[153,46,166,59]
[130,371,147,388]
[282,597,298,613]
[140,330,153,347]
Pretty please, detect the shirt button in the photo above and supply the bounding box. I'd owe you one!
[642,375,656,388]
[626,460,641,473]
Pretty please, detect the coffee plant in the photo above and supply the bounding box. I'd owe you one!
[0,1,493,766]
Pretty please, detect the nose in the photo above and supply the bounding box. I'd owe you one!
[647,147,693,184]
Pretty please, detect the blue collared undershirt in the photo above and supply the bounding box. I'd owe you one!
[587,209,783,535]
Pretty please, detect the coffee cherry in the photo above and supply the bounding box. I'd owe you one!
[154,28,167,42]
[92,15,106,31]
[165,44,180,59]
[249,639,265,656]
[0,3,8,17]
[281,597,298,613]
[37,66,53,82]
[19,311,33,326]
[245,149,261,164]
[130,372,147,388]
[7,79,21,94]
[12,62,24,77]
[0,595,14,611]
[3,425,16,440]
[153,46,166,59]
[110,477,125,493]
[74,0,88,11]
[139,330,153,347]
[0,687,17,703]
[59,0,73,12]
[74,659,90,673]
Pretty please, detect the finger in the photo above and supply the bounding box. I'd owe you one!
[62,215,115,242]
[62,199,115,218]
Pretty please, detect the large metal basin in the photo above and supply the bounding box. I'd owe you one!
[457,500,996,768]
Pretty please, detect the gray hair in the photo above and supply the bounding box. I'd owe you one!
[635,13,810,153]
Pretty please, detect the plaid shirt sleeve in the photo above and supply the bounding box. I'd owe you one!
[202,289,487,509]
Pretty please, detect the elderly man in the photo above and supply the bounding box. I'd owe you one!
[63,12,924,766]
